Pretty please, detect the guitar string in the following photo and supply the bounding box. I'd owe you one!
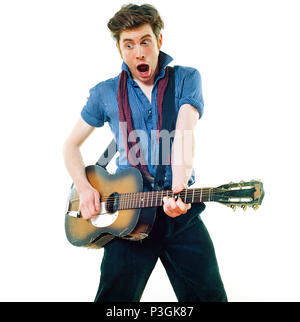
[70,186,252,199]
[70,190,254,206]
[69,194,255,212]
[70,187,255,203]
[109,189,255,208]
[69,189,216,203]
[114,194,253,209]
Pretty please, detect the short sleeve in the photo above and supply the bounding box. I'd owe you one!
[178,68,204,119]
[81,85,107,127]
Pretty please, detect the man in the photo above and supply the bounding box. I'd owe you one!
[63,3,227,302]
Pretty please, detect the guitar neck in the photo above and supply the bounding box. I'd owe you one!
[117,188,214,210]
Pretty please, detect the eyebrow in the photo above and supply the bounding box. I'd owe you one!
[122,34,152,43]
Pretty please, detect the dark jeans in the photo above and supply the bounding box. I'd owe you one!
[94,203,227,302]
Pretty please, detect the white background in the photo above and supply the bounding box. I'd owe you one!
[1,0,299,302]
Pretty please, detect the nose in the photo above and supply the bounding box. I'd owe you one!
[136,45,145,60]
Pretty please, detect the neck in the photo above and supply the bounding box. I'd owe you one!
[115,187,214,210]
[134,78,155,88]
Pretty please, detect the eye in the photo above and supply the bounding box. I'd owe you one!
[142,40,150,45]
[126,43,133,49]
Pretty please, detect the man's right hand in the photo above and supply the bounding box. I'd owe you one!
[78,185,101,220]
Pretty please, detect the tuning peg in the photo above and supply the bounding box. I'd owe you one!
[230,205,236,212]
[252,204,259,211]
[241,205,247,211]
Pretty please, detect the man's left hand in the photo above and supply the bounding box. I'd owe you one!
[163,184,191,218]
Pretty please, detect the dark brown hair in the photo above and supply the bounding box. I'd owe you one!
[107,3,164,43]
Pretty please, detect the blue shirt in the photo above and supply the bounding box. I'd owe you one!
[81,51,204,188]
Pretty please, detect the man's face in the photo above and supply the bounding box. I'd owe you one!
[117,24,162,86]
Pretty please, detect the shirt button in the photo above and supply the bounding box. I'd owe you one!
[148,110,152,114]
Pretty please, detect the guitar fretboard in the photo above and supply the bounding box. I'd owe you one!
[111,188,215,210]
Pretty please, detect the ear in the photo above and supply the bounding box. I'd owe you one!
[157,33,163,50]
[116,42,123,59]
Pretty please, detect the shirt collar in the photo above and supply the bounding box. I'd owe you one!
[121,51,173,86]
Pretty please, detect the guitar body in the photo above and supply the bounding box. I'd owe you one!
[65,165,265,249]
[65,165,157,248]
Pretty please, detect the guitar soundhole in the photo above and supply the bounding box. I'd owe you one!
[106,192,119,213]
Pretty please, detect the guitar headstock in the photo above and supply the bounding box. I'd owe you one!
[215,180,264,211]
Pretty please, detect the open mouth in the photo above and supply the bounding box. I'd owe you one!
[137,64,149,73]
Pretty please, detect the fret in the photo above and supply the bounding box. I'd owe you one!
[192,189,195,203]
[127,193,130,209]
[146,191,149,207]
[119,194,122,210]
[122,193,125,210]
[123,193,126,210]
[128,193,131,209]
[119,194,123,210]
[151,190,154,207]
[134,193,138,208]
[184,188,187,203]
[200,188,203,202]
[208,188,211,202]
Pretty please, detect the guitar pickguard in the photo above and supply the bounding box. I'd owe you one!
[90,202,119,228]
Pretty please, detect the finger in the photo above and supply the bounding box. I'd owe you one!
[170,198,177,209]
[80,208,89,220]
[94,192,101,212]
[163,196,176,210]
[163,207,182,218]
[172,187,180,194]
[176,198,191,213]
[176,198,187,212]
[164,201,182,215]
[87,202,98,218]
[172,183,187,194]
[163,196,170,203]
[79,202,86,219]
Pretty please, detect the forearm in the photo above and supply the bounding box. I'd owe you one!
[171,104,198,189]
[63,118,96,193]
[63,140,92,193]
[171,129,195,188]
[63,119,100,219]
[164,120,195,218]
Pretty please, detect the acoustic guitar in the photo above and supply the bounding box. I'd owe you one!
[65,165,264,248]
